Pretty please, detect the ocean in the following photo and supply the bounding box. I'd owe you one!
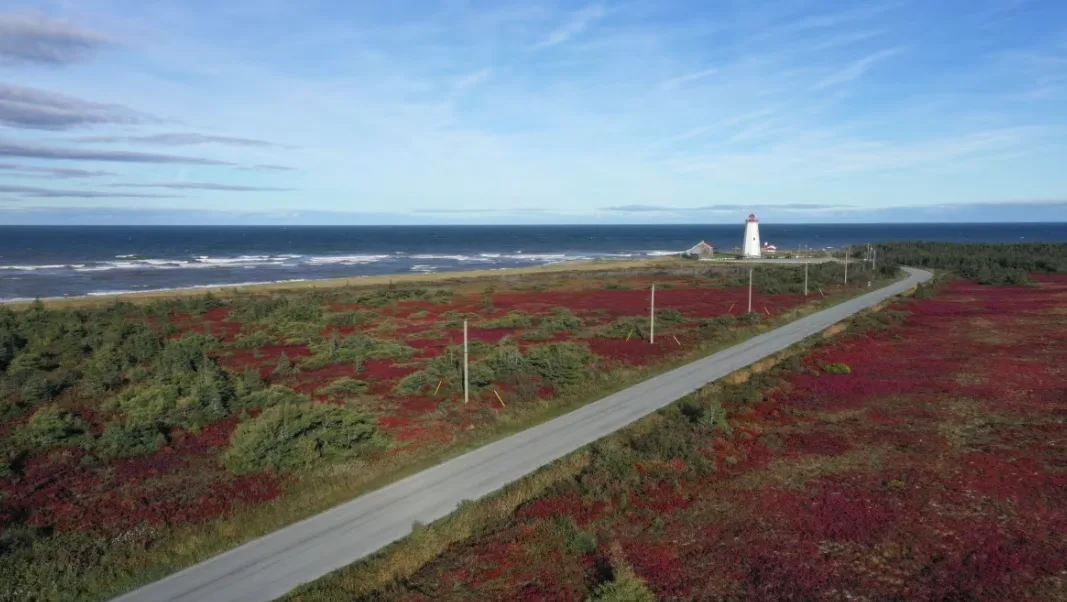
[2,223,1066,301]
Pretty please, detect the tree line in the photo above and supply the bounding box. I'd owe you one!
[864,242,1067,285]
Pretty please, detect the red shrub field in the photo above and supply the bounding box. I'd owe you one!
[350,276,1067,601]
[4,265,864,600]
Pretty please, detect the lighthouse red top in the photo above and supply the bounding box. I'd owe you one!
[747,213,759,223]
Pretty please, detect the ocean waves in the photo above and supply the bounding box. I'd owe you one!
[0,249,678,300]
[1,249,677,275]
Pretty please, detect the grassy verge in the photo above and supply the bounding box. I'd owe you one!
[283,275,922,600]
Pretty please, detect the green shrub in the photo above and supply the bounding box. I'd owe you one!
[223,402,385,473]
[598,317,647,339]
[395,370,437,395]
[326,310,379,327]
[273,352,296,376]
[588,543,655,602]
[238,385,308,410]
[233,331,274,349]
[554,516,598,555]
[527,342,592,389]
[824,362,852,374]
[699,314,738,339]
[158,334,220,379]
[93,420,167,458]
[657,308,685,323]
[533,308,584,336]
[109,360,235,429]
[80,348,126,395]
[480,312,532,329]
[569,530,598,555]
[316,377,369,397]
[484,343,532,379]
[236,368,267,396]
[353,287,445,307]
[15,407,90,449]
[6,350,54,384]
[738,311,761,326]
[19,374,54,404]
[395,346,496,396]
[307,335,414,366]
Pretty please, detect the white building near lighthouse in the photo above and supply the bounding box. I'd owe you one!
[742,213,762,258]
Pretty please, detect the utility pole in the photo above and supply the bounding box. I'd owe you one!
[872,246,877,271]
[463,319,469,404]
[804,261,809,297]
[748,267,753,313]
[844,246,849,285]
[650,284,656,344]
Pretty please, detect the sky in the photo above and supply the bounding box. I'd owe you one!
[1,0,1066,225]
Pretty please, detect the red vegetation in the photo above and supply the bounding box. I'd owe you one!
[381,276,1067,601]
[0,418,281,535]
[0,274,827,552]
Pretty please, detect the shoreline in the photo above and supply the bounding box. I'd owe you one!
[2,257,686,309]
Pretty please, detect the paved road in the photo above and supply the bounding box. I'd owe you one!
[112,268,931,602]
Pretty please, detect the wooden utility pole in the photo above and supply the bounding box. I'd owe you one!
[650,284,656,344]
[804,261,809,296]
[872,246,877,271]
[844,247,849,285]
[748,267,753,313]
[463,319,469,404]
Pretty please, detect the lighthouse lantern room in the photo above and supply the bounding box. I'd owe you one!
[742,213,762,258]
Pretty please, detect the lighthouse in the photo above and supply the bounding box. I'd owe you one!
[742,213,761,258]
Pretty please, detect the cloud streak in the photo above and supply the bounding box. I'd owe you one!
[113,182,293,191]
[453,69,493,90]
[0,83,158,130]
[0,184,176,199]
[658,68,717,90]
[0,12,109,66]
[601,203,852,213]
[811,47,904,90]
[68,132,288,147]
[242,164,298,172]
[0,139,234,165]
[532,4,607,49]
[0,163,115,178]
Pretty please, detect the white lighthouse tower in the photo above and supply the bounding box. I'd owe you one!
[742,213,762,258]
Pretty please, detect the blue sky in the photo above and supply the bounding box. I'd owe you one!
[1,0,1066,224]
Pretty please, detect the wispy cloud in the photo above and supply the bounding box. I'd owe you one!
[112,182,293,191]
[453,68,493,91]
[0,139,233,165]
[0,83,158,130]
[697,203,852,211]
[602,203,851,213]
[0,12,109,66]
[0,184,176,199]
[68,132,286,147]
[658,68,717,90]
[601,204,673,212]
[0,163,115,178]
[532,4,607,49]
[811,47,904,90]
[414,208,497,214]
[242,164,298,172]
